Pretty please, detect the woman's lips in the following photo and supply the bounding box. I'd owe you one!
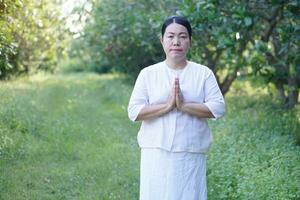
[170,49,183,52]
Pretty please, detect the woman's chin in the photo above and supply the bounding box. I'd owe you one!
[168,54,186,61]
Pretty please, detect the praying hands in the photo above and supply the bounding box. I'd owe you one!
[167,78,184,111]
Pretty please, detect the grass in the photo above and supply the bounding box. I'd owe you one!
[0,73,299,199]
[0,73,139,200]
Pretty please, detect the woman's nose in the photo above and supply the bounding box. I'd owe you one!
[173,37,180,46]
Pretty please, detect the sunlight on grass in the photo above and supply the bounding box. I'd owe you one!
[227,77,274,97]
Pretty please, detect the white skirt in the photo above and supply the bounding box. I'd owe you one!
[140,148,207,200]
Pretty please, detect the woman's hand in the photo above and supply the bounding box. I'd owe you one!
[135,77,214,121]
[135,80,177,121]
[175,78,184,110]
[173,78,215,118]
[166,80,176,112]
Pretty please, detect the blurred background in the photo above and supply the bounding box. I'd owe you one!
[0,0,299,199]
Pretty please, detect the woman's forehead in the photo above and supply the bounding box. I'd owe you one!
[165,23,188,34]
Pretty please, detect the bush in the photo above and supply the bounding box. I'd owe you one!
[58,58,88,73]
[207,80,300,199]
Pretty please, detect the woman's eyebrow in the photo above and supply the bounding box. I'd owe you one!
[166,32,188,35]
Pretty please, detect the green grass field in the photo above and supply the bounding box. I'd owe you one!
[0,73,299,200]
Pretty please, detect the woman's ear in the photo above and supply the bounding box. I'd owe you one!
[189,37,192,47]
[160,36,163,45]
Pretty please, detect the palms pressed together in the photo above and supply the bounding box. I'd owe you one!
[167,78,184,111]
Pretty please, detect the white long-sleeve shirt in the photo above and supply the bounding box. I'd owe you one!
[128,61,225,153]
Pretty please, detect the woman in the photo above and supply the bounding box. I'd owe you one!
[128,16,225,200]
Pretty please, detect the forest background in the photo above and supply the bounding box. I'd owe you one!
[0,0,299,199]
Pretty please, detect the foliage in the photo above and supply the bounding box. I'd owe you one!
[178,0,256,94]
[248,0,300,108]
[69,0,178,77]
[1,1,299,108]
[0,0,69,79]
[69,0,299,108]
[208,90,300,199]
[57,57,91,73]
[0,73,299,199]
[0,0,21,78]
[179,0,300,106]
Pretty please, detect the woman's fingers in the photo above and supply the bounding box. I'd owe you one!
[165,80,176,111]
[175,78,183,109]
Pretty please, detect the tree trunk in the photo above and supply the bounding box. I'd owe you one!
[220,71,238,95]
[286,76,299,108]
[275,82,287,103]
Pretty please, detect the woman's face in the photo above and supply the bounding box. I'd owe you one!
[161,23,191,62]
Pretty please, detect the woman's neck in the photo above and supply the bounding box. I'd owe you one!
[165,58,187,70]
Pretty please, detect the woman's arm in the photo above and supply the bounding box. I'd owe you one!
[175,79,214,118]
[135,103,171,121]
[128,70,176,122]
[136,85,176,121]
[174,72,225,119]
[179,103,214,118]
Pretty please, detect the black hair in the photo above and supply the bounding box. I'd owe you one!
[161,16,192,39]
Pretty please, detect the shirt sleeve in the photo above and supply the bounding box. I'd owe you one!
[203,70,226,119]
[127,69,149,122]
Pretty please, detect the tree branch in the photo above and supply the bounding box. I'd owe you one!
[261,5,283,42]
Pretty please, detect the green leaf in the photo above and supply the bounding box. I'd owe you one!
[244,17,252,26]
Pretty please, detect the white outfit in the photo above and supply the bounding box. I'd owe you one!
[128,61,225,200]
[128,61,225,153]
[140,148,207,200]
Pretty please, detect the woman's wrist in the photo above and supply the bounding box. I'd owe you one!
[164,102,174,113]
[177,103,186,112]
[177,102,214,118]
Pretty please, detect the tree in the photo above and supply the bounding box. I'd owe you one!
[69,0,178,77]
[249,0,300,108]
[71,0,299,107]
[179,0,257,95]
[0,0,68,79]
[0,0,21,78]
